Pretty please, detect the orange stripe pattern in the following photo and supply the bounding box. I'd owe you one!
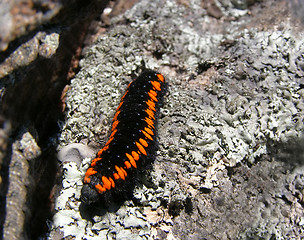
[81,70,165,204]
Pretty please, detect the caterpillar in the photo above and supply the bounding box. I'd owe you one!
[81,70,166,204]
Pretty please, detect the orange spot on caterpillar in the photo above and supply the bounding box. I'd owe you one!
[151,80,161,91]
[107,137,114,146]
[145,108,155,120]
[84,176,91,183]
[144,117,155,128]
[124,160,131,169]
[113,110,120,121]
[146,100,156,111]
[126,82,132,88]
[157,73,165,82]
[149,99,156,107]
[139,138,148,147]
[126,153,137,168]
[132,151,139,161]
[91,157,102,167]
[130,157,137,168]
[115,165,126,180]
[136,141,147,155]
[98,145,109,155]
[95,184,106,193]
[84,167,98,183]
[109,129,117,138]
[107,129,118,145]
[109,177,115,188]
[144,127,154,135]
[148,91,158,102]
[113,172,120,180]
[112,120,119,131]
[117,101,123,111]
[149,89,157,97]
[121,167,127,177]
[102,176,112,190]
[121,89,129,100]
[142,129,153,140]
[85,168,97,177]
[126,153,133,161]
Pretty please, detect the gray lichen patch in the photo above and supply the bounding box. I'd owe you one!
[53,0,304,239]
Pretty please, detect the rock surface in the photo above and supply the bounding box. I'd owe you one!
[1,0,304,239]
[0,1,111,239]
[0,0,61,51]
[53,0,304,239]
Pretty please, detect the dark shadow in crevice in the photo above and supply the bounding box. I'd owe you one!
[0,1,110,238]
[0,125,13,240]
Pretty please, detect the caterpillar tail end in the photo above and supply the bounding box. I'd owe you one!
[81,184,100,204]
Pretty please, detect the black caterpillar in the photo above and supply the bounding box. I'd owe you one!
[81,70,166,204]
